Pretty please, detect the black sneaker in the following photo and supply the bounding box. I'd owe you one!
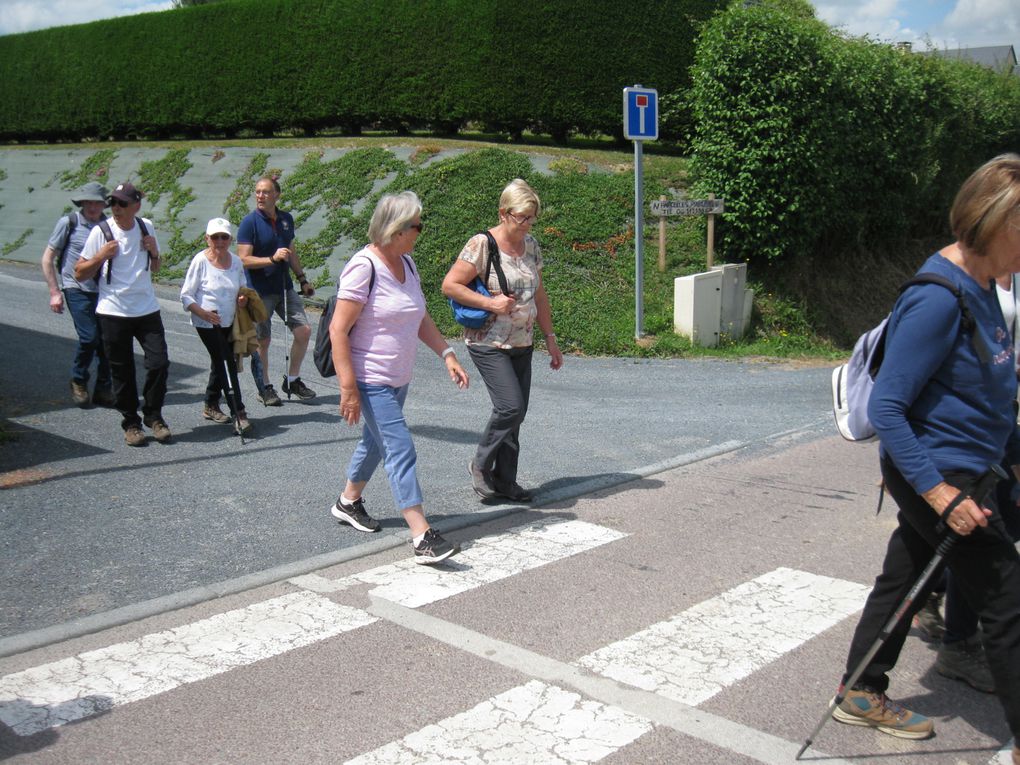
[494,481,533,502]
[257,384,283,407]
[282,376,316,400]
[412,529,460,565]
[330,496,380,532]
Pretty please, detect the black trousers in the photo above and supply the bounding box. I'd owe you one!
[467,345,533,488]
[843,456,1020,738]
[196,325,244,414]
[98,311,170,430]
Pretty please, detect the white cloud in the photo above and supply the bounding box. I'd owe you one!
[936,0,1020,48]
[0,1,174,37]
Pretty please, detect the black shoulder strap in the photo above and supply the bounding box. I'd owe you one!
[136,218,153,271]
[97,219,116,284]
[898,273,990,363]
[481,231,510,296]
[401,253,417,279]
[56,212,78,272]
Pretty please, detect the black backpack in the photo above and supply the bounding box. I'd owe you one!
[313,254,416,378]
[55,213,78,273]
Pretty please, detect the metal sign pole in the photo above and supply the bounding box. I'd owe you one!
[634,139,644,340]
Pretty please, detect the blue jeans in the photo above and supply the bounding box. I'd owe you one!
[346,382,423,511]
[64,288,110,388]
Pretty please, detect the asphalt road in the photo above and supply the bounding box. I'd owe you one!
[0,259,833,650]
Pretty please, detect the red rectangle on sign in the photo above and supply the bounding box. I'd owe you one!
[636,95,648,107]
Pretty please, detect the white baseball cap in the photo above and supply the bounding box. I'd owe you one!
[206,218,232,237]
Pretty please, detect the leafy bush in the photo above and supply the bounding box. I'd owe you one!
[0,0,722,144]
[687,2,1020,268]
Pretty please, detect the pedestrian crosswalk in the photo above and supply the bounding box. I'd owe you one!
[0,516,1009,763]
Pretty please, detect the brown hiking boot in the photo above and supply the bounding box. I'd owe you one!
[144,417,172,443]
[70,380,89,407]
[833,689,934,739]
[203,403,231,424]
[234,411,253,435]
[124,425,146,447]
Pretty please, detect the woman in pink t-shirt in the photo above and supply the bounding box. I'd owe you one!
[328,191,469,565]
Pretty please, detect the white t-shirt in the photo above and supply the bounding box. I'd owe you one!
[180,251,244,328]
[79,216,161,317]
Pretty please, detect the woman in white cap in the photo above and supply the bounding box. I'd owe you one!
[180,218,252,435]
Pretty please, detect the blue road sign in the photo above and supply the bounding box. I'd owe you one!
[623,86,658,141]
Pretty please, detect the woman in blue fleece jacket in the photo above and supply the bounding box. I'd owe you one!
[832,155,1020,761]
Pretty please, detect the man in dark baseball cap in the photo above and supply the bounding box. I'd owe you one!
[75,181,171,446]
[40,181,114,407]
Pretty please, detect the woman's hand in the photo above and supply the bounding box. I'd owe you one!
[547,336,563,370]
[339,386,361,425]
[204,308,222,326]
[445,354,469,389]
[922,480,992,535]
[489,293,516,315]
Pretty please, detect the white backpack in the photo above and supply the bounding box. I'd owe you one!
[831,273,984,442]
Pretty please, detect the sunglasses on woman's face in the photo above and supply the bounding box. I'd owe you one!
[209,233,231,241]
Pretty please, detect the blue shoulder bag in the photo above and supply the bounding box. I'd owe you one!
[450,231,510,329]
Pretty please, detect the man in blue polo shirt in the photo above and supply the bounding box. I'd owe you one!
[237,176,316,405]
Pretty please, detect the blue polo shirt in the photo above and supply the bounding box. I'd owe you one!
[237,208,296,296]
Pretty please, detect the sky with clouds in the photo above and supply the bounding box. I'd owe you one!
[0,0,1017,53]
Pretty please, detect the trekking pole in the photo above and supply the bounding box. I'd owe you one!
[795,463,1007,760]
[282,266,291,400]
[217,329,245,445]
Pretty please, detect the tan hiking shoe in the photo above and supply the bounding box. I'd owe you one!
[70,380,89,407]
[145,417,172,444]
[124,425,146,447]
[203,403,231,424]
[833,689,934,739]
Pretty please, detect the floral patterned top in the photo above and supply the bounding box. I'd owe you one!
[458,232,543,349]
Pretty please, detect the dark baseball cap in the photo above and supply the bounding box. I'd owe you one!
[108,182,144,204]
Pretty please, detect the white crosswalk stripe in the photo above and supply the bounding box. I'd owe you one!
[576,567,870,705]
[344,519,627,608]
[0,591,374,737]
[342,680,652,765]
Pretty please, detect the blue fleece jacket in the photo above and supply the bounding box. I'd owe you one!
[869,253,1020,494]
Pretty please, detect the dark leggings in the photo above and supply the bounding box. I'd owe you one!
[467,345,533,488]
[843,457,1020,738]
[196,325,244,414]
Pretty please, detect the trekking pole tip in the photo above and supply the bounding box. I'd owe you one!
[795,740,810,759]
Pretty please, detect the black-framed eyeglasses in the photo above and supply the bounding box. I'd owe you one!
[109,198,132,208]
[209,233,231,241]
[508,211,536,225]
[406,223,423,232]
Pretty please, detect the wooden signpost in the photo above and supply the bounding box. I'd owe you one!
[651,194,724,269]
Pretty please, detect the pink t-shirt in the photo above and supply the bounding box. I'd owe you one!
[338,247,425,387]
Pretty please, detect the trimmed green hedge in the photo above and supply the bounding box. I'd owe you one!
[0,0,721,143]
[685,2,1020,267]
